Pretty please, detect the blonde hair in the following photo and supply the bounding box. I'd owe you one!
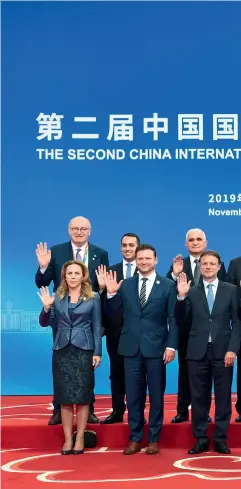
[57,260,95,301]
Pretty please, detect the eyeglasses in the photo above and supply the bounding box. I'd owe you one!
[70,227,90,233]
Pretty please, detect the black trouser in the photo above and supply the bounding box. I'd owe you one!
[188,345,233,443]
[106,334,126,415]
[236,349,241,415]
[177,336,212,415]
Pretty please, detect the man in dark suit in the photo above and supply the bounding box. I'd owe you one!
[166,228,226,423]
[175,251,241,454]
[100,233,140,424]
[227,256,241,422]
[35,215,109,425]
[105,244,178,455]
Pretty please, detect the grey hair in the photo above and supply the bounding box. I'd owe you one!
[186,228,206,242]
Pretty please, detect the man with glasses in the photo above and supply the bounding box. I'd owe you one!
[35,215,109,425]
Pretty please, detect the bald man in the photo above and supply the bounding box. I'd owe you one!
[35,216,109,425]
[166,228,226,424]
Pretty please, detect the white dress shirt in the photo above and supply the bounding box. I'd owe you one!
[123,259,136,279]
[138,271,156,299]
[190,255,201,277]
[72,242,89,267]
[203,277,219,299]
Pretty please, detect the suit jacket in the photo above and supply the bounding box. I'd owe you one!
[227,256,241,288]
[175,281,241,360]
[39,293,102,356]
[104,262,138,338]
[35,241,109,292]
[105,274,178,358]
[166,256,227,286]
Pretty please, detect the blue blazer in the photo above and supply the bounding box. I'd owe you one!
[39,293,102,356]
[105,274,178,358]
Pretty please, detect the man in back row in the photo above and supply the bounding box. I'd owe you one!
[101,233,140,424]
[166,228,226,423]
[35,215,109,425]
[227,255,241,422]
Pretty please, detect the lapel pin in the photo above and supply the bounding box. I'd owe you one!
[156,280,160,284]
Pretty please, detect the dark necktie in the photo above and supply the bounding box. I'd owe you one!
[140,278,148,308]
[194,259,200,285]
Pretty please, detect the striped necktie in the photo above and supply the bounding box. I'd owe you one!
[76,248,83,261]
[140,278,148,308]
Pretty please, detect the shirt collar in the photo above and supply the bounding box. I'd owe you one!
[71,241,88,252]
[123,259,136,267]
[190,254,200,265]
[138,271,156,283]
[203,277,219,288]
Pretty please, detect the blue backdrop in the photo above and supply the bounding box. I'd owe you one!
[2,1,241,395]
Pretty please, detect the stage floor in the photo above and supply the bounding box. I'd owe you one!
[1,395,241,489]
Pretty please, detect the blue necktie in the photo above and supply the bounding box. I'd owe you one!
[126,263,132,279]
[207,284,214,313]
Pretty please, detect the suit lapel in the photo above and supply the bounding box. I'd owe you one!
[197,282,210,316]
[185,257,195,284]
[88,243,96,276]
[139,274,161,309]
[210,282,226,316]
[116,263,124,281]
[59,295,70,322]
[66,241,74,261]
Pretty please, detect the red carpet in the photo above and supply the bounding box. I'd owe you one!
[1,394,241,449]
[1,395,241,489]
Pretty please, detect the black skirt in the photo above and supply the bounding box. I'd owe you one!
[52,344,94,405]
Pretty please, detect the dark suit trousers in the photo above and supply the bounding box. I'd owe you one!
[124,351,166,443]
[106,334,126,414]
[188,345,233,443]
[177,334,212,415]
[236,348,241,415]
[51,325,95,413]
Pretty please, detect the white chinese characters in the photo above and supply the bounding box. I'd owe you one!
[36,113,240,140]
[107,115,133,141]
[178,114,203,141]
[213,114,238,140]
[143,113,168,141]
[36,113,63,141]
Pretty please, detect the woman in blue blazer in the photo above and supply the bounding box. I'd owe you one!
[38,260,102,455]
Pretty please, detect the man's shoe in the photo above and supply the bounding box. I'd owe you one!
[123,441,141,455]
[145,442,159,455]
[235,415,241,423]
[214,442,231,454]
[88,412,99,423]
[188,440,209,454]
[101,411,123,424]
[171,413,189,423]
[48,411,62,425]
[206,413,212,423]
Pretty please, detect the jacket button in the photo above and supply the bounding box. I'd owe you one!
[209,319,212,322]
